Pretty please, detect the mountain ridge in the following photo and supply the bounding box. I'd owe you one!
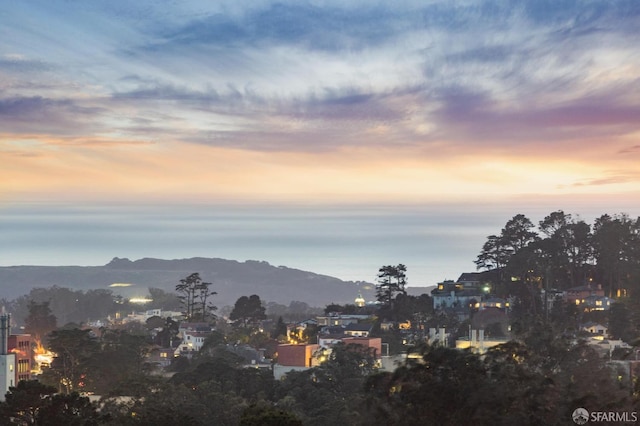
[0,257,377,307]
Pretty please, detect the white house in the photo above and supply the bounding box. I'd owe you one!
[174,331,209,356]
[582,322,608,336]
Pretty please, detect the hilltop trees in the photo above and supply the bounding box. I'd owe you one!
[375,265,407,307]
[476,211,640,300]
[176,273,217,322]
[230,295,267,328]
[593,214,640,297]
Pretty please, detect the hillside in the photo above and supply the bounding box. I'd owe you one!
[0,257,376,307]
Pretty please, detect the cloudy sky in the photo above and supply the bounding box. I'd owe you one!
[1,1,639,287]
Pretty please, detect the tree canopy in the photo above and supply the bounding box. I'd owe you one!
[476,211,640,299]
[175,273,217,322]
[230,295,267,328]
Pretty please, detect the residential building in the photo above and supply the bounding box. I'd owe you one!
[582,322,608,336]
[174,331,209,356]
[431,280,484,311]
[564,284,605,306]
[316,314,370,327]
[274,343,320,379]
[0,314,16,401]
[8,334,31,383]
[344,323,373,337]
[147,347,175,368]
[340,337,382,357]
[583,295,612,311]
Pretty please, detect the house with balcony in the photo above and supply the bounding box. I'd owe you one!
[174,331,209,356]
[431,280,484,312]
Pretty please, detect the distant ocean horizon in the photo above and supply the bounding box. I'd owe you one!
[2,198,638,287]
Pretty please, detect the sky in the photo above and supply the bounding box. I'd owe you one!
[1,1,640,287]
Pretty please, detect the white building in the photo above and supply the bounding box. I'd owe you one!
[174,331,209,356]
[0,314,16,400]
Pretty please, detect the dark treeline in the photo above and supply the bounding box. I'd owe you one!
[2,330,637,425]
[476,211,640,298]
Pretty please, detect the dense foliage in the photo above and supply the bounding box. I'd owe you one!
[476,211,640,298]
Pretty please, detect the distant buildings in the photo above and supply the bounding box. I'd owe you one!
[274,310,382,379]
[0,315,32,400]
[564,284,611,311]
[0,314,16,400]
[431,273,502,320]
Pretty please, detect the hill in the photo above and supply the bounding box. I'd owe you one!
[0,257,376,307]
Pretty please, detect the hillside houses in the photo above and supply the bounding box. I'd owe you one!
[431,273,497,319]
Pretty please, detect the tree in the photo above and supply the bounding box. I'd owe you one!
[41,329,99,394]
[477,215,539,295]
[240,404,303,426]
[0,380,57,425]
[501,214,539,253]
[77,289,117,323]
[375,264,407,313]
[34,392,104,426]
[89,328,153,395]
[593,214,640,298]
[271,317,287,340]
[148,287,181,311]
[154,317,179,348]
[24,301,57,344]
[609,302,633,341]
[538,211,594,289]
[230,295,267,328]
[175,273,217,322]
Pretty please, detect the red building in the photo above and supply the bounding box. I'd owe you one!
[8,334,31,383]
[341,337,382,358]
[276,344,319,367]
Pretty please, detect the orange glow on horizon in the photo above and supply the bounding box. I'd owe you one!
[1,133,639,205]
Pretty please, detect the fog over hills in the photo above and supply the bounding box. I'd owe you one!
[0,257,379,307]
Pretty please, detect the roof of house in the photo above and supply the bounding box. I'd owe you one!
[565,285,602,293]
[179,322,213,332]
[582,321,607,328]
[457,272,482,282]
[183,331,211,338]
[344,323,373,332]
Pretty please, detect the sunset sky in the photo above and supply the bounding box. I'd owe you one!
[1,1,639,288]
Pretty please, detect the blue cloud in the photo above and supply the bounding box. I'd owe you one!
[143,3,408,52]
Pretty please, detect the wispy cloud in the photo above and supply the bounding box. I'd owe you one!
[1,0,640,204]
[618,145,640,154]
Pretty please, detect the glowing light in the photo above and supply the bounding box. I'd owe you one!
[110,283,133,287]
[32,339,54,375]
[129,297,153,304]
